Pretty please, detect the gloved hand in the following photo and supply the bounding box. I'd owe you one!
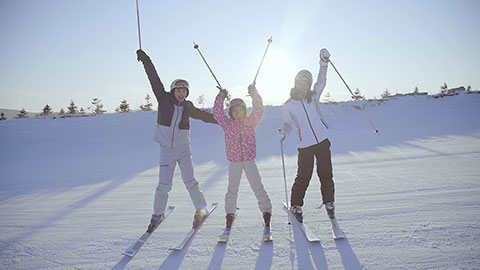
[217,87,228,97]
[248,83,258,96]
[320,48,330,63]
[136,49,150,62]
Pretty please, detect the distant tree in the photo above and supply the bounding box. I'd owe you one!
[40,104,53,116]
[139,94,153,111]
[352,88,365,100]
[197,95,205,109]
[15,108,29,119]
[115,99,130,113]
[323,92,334,103]
[67,100,78,115]
[79,107,86,115]
[440,82,448,94]
[413,86,419,94]
[0,112,7,120]
[381,89,391,99]
[59,108,66,115]
[92,98,106,114]
[466,85,472,92]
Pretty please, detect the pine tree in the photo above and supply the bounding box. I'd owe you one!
[59,108,66,115]
[92,98,106,115]
[323,92,333,103]
[15,108,29,119]
[79,107,86,115]
[40,104,53,116]
[413,86,419,94]
[116,99,130,113]
[440,82,448,94]
[67,100,78,115]
[0,112,7,120]
[197,95,205,109]
[466,85,472,92]
[381,89,391,99]
[353,88,365,100]
[139,94,153,111]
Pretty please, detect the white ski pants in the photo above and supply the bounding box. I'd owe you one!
[153,146,207,215]
[225,160,272,214]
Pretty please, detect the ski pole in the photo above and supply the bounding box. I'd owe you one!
[135,0,142,49]
[252,36,273,85]
[193,42,223,90]
[279,129,290,224]
[329,59,379,134]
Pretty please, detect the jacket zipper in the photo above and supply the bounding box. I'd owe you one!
[300,99,320,144]
[238,121,244,161]
[171,105,180,148]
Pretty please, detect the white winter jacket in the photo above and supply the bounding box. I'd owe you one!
[282,63,329,149]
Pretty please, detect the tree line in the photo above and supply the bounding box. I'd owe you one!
[1,94,153,120]
[1,84,477,120]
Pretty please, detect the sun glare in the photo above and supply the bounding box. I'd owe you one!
[255,49,296,105]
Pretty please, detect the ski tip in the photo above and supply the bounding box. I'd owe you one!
[122,251,134,257]
[263,237,273,242]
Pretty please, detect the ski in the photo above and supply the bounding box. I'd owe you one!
[316,203,346,240]
[282,202,320,242]
[330,217,346,240]
[122,206,175,257]
[263,225,273,242]
[170,203,218,250]
[217,208,239,243]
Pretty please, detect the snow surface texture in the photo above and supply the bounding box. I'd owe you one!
[1,93,479,270]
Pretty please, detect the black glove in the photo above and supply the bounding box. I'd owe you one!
[136,49,150,62]
[248,83,258,96]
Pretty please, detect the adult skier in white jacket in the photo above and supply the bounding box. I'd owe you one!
[281,48,335,222]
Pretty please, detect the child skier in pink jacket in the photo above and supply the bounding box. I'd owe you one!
[213,84,272,229]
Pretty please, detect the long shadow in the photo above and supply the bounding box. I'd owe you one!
[1,173,134,250]
[335,238,363,270]
[254,234,273,270]
[158,237,195,270]
[207,242,228,270]
[288,217,328,270]
[111,255,133,270]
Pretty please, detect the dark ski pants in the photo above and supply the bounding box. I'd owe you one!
[291,139,335,207]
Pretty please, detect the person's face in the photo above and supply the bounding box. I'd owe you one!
[174,87,188,102]
[231,105,246,120]
[296,80,310,93]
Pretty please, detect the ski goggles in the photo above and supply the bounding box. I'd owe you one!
[170,79,189,90]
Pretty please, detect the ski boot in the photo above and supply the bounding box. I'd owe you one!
[225,213,235,228]
[192,208,208,228]
[263,212,271,227]
[147,213,164,233]
[325,201,335,219]
[290,205,303,223]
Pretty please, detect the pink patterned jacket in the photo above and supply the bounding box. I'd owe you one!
[213,92,263,162]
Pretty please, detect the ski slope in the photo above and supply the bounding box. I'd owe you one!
[1,93,479,269]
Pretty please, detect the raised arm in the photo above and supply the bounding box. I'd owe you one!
[188,102,218,124]
[213,89,231,129]
[136,49,167,102]
[312,48,330,102]
[246,84,263,127]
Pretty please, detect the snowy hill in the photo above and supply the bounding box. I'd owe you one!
[0,93,479,269]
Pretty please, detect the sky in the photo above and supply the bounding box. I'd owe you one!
[1,0,479,112]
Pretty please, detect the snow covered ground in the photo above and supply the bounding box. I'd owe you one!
[1,93,479,269]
